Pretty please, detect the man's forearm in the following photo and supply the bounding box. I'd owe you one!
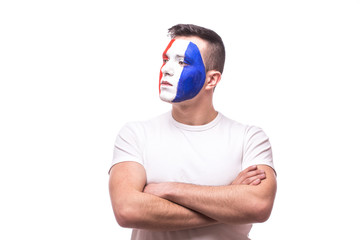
[115,189,217,231]
[109,162,217,232]
[155,183,262,224]
[144,166,277,224]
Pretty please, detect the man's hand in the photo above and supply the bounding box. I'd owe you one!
[231,165,266,185]
[143,182,170,199]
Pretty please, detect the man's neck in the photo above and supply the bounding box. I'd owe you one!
[171,100,218,126]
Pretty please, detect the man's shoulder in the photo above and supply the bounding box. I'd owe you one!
[219,113,247,130]
[219,113,266,136]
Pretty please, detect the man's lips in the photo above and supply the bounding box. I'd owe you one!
[161,81,173,86]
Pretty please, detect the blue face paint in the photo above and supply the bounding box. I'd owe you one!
[172,42,206,102]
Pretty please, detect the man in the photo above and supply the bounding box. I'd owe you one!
[109,24,277,240]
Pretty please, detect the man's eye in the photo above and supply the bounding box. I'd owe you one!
[163,59,169,63]
[179,60,187,66]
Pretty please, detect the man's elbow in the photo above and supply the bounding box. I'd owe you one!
[114,204,140,228]
[253,200,274,223]
[228,200,273,224]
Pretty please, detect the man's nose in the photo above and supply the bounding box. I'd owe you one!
[161,62,174,77]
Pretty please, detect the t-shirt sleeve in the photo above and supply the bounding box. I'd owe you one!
[110,122,144,172]
[242,126,275,172]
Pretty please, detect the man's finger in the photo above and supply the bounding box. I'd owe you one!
[232,169,266,185]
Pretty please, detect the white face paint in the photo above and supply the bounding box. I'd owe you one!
[159,39,206,103]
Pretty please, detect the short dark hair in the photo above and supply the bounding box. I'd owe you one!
[168,24,226,73]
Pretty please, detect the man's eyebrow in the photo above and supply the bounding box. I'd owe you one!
[162,53,185,59]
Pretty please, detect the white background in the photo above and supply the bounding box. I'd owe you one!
[1,1,359,239]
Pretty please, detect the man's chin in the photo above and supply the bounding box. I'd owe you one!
[159,92,197,104]
[159,94,174,103]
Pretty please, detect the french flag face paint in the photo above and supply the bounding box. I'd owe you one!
[159,39,206,103]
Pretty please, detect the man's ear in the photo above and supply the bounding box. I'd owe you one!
[205,70,222,90]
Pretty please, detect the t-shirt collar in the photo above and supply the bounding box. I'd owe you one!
[169,111,222,132]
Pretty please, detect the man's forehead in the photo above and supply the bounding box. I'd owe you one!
[166,39,192,55]
[164,38,205,59]
[175,36,207,53]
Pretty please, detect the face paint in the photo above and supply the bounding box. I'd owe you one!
[159,39,206,103]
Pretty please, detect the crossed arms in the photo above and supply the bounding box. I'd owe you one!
[109,162,277,231]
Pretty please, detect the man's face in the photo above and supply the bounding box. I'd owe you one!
[159,38,206,103]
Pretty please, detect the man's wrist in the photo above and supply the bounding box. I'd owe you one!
[162,182,177,200]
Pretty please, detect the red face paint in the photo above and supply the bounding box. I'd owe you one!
[159,39,176,94]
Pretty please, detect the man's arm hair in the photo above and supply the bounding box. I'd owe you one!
[144,165,277,224]
[109,161,217,231]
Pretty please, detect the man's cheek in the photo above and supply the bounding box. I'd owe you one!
[159,64,165,94]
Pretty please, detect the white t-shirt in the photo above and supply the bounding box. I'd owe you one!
[111,111,274,240]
